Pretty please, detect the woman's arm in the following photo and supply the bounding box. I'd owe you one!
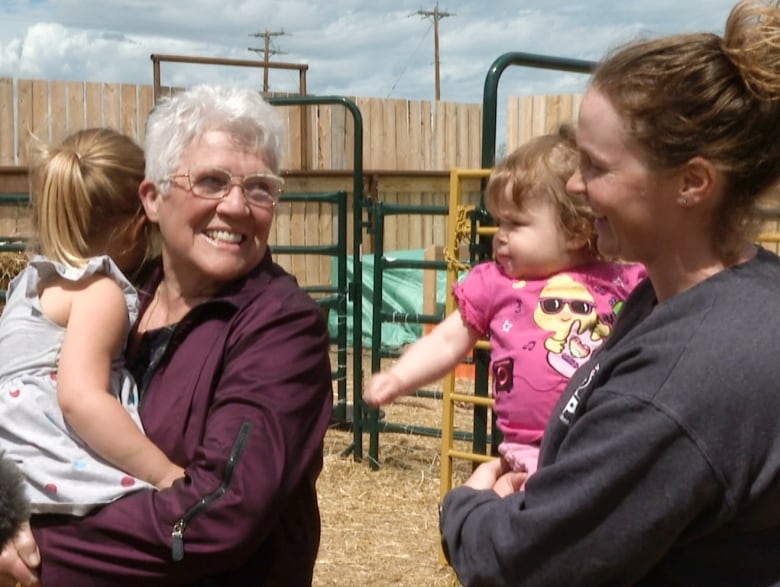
[364,309,480,406]
[440,393,723,587]
[55,276,184,489]
[32,277,333,585]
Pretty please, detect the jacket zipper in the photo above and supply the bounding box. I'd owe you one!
[171,421,251,561]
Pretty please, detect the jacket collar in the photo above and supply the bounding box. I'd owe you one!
[139,249,282,313]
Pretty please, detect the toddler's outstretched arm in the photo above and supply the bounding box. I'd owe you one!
[364,309,479,407]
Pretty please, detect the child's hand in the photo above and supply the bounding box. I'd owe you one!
[0,521,40,587]
[363,372,403,407]
[463,458,527,497]
[154,465,186,490]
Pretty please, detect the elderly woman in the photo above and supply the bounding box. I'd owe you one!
[440,1,780,585]
[2,85,333,586]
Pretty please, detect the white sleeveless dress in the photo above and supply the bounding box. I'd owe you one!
[0,255,154,515]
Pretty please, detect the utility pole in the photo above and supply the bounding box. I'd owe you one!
[416,2,453,101]
[248,29,288,92]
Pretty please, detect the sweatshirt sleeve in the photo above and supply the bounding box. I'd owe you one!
[440,389,725,587]
[32,281,333,585]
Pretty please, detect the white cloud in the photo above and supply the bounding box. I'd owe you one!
[0,0,742,104]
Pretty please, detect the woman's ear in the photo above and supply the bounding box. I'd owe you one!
[139,179,161,222]
[678,156,717,208]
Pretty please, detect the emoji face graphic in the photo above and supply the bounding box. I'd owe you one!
[533,274,610,377]
[533,275,599,348]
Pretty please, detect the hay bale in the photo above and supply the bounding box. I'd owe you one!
[0,251,28,291]
[0,251,29,312]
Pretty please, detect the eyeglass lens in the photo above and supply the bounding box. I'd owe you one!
[190,167,281,205]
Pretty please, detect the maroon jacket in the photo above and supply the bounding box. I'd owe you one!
[32,252,333,586]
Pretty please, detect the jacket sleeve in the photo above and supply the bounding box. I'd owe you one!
[440,390,726,587]
[32,280,333,585]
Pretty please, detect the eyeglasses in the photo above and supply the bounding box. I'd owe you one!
[538,297,594,315]
[168,166,284,208]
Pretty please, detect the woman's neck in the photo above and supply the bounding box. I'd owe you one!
[647,240,756,302]
[138,278,211,333]
[564,248,602,272]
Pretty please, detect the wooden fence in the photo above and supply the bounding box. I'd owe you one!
[0,77,584,287]
[0,78,585,169]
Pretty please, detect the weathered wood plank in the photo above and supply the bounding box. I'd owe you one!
[0,79,14,165]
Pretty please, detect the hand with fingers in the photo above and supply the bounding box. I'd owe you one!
[363,371,404,408]
[0,522,40,587]
[463,457,528,498]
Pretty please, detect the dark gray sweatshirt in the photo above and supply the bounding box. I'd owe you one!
[441,247,780,587]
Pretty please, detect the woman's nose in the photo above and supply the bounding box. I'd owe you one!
[566,167,585,195]
[218,183,250,213]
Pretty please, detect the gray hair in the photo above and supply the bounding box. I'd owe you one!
[144,85,284,192]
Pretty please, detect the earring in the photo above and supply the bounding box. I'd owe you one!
[678,197,689,206]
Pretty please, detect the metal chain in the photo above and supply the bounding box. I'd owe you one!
[443,205,475,272]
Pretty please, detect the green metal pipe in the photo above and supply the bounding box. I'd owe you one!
[270,95,365,461]
[481,51,595,170]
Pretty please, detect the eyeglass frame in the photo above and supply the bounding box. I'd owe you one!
[167,166,285,208]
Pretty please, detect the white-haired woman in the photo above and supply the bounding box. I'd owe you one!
[1,84,333,586]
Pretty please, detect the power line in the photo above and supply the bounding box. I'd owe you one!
[248,29,288,92]
[416,2,454,101]
[387,21,433,98]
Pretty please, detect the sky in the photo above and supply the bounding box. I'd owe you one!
[0,1,743,106]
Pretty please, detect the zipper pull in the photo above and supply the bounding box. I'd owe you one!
[171,520,186,561]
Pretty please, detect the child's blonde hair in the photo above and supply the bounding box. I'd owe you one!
[29,128,148,274]
[485,124,598,257]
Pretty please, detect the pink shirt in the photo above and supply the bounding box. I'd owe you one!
[454,261,646,444]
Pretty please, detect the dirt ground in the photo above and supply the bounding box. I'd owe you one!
[313,354,483,587]
[314,422,456,586]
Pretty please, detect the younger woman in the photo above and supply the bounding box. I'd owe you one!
[365,126,645,475]
[0,128,184,515]
[441,2,780,584]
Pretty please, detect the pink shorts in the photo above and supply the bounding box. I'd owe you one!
[498,441,540,476]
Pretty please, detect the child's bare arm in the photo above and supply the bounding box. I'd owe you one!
[55,275,184,489]
[364,309,479,407]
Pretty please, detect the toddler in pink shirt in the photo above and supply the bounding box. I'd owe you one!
[365,125,645,476]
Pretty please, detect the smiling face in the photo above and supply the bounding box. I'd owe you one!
[140,130,275,296]
[567,88,682,265]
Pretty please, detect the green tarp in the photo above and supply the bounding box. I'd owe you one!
[329,248,449,349]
